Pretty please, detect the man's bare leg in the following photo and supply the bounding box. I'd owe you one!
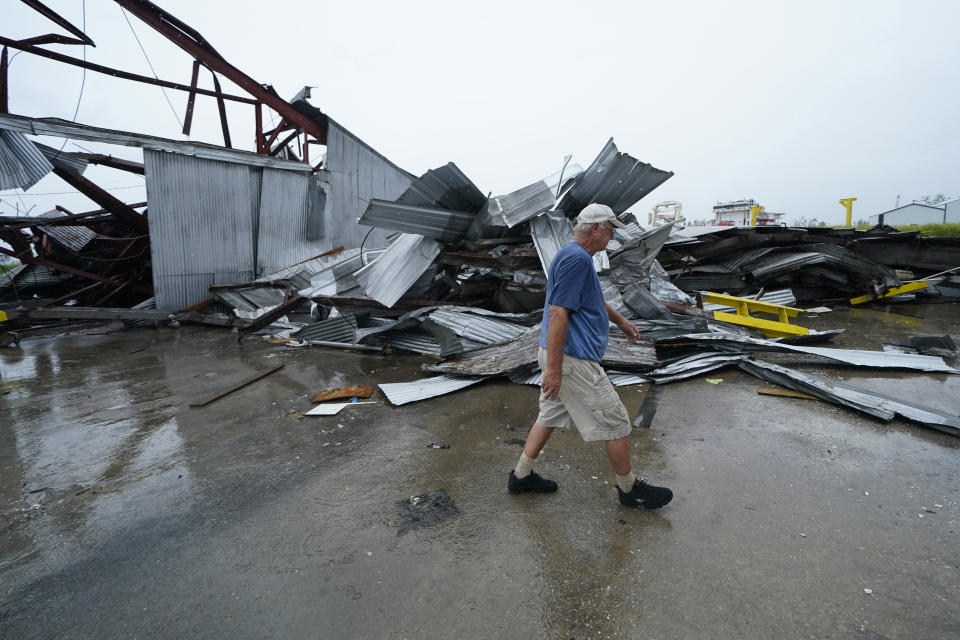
[508,423,558,493]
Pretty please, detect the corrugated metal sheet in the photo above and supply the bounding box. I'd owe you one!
[0,113,310,172]
[671,333,958,372]
[354,233,441,308]
[359,200,475,242]
[739,359,960,436]
[364,328,463,356]
[295,313,358,343]
[0,128,53,190]
[256,167,312,275]
[2,263,67,287]
[378,375,487,406]
[145,150,260,310]
[323,118,415,251]
[556,138,673,217]
[35,142,89,175]
[36,209,95,253]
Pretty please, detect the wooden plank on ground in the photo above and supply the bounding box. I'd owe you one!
[312,385,374,403]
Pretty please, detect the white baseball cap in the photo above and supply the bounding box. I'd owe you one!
[575,203,625,228]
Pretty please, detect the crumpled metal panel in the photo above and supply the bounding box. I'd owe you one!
[620,283,675,321]
[379,375,486,405]
[667,333,958,373]
[608,222,675,289]
[397,163,486,213]
[359,200,475,242]
[648,353,746,384]
[0,129,53,190]
[529,211,574,274]
[555,138,673,217]
[261,248,364,294]
[36,209,96,254]
[424,330,658,375]
[354,233,441,308]
[724,244,900,291]
[738,359,960,436]
[481,164,585,229]
[213,286,286,313]
[424,308,530,345]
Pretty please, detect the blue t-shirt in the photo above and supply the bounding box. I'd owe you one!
[539,241,608,361]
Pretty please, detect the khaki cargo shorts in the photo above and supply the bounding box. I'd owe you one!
[535,348,632,442]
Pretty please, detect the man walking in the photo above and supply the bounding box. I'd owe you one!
[507,203,673,509]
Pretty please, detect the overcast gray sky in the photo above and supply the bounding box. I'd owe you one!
[3,0,959,225]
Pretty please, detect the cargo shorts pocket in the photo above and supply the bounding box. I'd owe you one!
[581,392,629,431]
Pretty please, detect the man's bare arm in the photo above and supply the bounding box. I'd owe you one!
[541,305,569,400]
[606,303,640,343]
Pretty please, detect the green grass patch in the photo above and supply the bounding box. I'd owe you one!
[846,223,960,236]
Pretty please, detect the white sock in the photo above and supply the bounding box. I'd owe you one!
[514,452,535,479]
[615,471,636,493]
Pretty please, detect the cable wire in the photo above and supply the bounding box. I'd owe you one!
[120,7,184,131]
[57,0,87,153]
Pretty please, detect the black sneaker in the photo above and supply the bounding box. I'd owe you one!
[508,471,558,494]
[617,479,673,509]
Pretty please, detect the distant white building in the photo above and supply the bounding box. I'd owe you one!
[945,198,960,224]
[712,199,785,226]
[868,202,946,226]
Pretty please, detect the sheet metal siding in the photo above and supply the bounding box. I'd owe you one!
[884,204,947,226]
[324,120,414,250]
[256,168,314,275]
[0,129,53,190]
[145,150,258,310]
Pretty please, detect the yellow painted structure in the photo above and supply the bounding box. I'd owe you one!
[0,310,6,322]
[839,197,857,226]
[849,280,928,305]
[701,292,809,337]
[749,205,765,226]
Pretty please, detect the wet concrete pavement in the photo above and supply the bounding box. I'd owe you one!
[1,303,958,639]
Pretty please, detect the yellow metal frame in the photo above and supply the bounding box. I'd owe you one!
[849,280,928,305]
[702,291,809,337]
[839,197,857,226]
[749,205,765,226]
[0,310,6,322]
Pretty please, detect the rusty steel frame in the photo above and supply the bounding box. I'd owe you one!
[52,167,148,232]
[112,0,328,145]
[0,245,153,295]
[20,0,96,46]
[74,153,145,175]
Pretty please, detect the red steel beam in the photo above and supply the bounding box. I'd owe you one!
[73,153,145,175]
[52,167,149,232]
[16,34,90,47]
[0,36,257,105]
[20,0,96,46]
[210,72,232,148]
[0,46,7,113]
[112,0,327,144]
[182,59,200,135]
